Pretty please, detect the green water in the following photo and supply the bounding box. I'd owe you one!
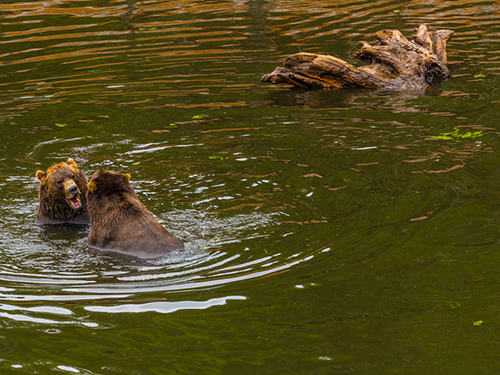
[1,0,500,373]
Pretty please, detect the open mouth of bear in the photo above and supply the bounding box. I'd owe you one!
[68,194,81,209]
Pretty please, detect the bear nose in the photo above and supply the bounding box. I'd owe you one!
[68,184,79,195]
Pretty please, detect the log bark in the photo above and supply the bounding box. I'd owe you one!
[261,24,454,91]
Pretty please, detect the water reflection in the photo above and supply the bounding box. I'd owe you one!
[84,296,247,313]
[264,86,435,110]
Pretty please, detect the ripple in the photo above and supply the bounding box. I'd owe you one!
[0,166,302,324]
[0,173,334,326]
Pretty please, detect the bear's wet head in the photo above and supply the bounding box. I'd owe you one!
[37,159,85,211]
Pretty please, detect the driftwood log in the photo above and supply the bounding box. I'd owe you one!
[261,24,454,91]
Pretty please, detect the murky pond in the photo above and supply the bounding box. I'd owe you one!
[1,0,500,373]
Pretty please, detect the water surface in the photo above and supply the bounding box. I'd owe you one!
[1,0,500,373]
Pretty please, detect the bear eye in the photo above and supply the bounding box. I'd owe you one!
[71,174,76,180]
[57,179,63,185]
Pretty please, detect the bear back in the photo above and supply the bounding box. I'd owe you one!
[86,170,184,259]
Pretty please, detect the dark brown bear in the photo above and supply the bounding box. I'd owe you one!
[35,158,90,225]
[86,170,184,259]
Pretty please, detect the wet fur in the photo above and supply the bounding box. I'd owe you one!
[86,170,184,259]
[35,159,90,225]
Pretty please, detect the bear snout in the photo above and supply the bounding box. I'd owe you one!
[68,184,79,195]
[65,181,82,209]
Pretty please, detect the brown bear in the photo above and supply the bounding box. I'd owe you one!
[35,158,90,225]
[86,170,184,259]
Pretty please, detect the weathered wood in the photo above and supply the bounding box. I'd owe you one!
[261,24,454,91]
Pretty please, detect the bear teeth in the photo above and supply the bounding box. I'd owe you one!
[69,195,81,209]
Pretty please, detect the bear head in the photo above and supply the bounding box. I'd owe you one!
[86,170,135,218]
[36,158,87,211]
[87,170,131,198]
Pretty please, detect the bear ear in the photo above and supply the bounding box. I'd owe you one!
[36,170,45,181]
[123,173,131,184]
[88,181,97,193]
[66,158,77,167]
